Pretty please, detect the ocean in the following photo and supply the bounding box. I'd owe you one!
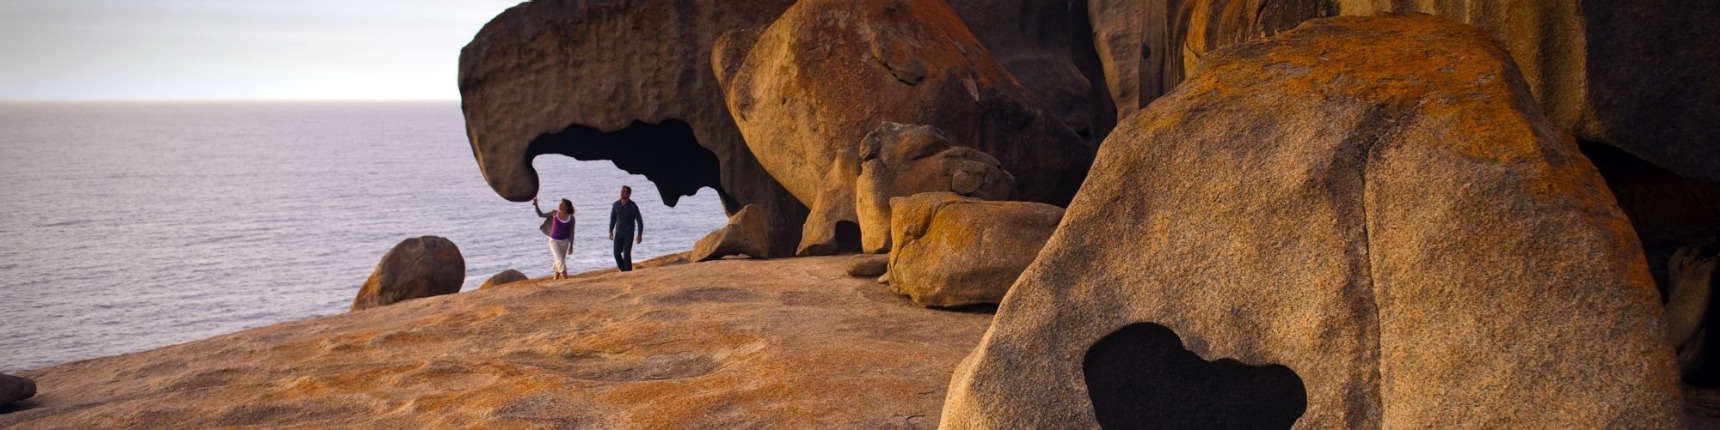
[0,102,729,372]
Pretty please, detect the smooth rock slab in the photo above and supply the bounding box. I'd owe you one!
[1,257,991,428]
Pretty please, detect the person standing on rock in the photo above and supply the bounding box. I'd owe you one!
[609,185,645,272]
[534,197,576,280]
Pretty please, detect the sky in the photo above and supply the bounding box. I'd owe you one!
[0,0,523,101]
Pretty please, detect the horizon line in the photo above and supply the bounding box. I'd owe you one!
[0,98,463,104]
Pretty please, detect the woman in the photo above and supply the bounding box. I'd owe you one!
[534,197,576,280]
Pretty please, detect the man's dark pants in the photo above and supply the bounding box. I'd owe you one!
[613,233,635,271]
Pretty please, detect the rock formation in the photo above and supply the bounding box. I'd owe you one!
[945,0,1115,143]
[1086,0,1720,182]
[1087,0,1336,119]
[846,254,891,278]
[858,123,1014,253]
[690,204,772,262]
[1,258,991,428]
[351,236,465,312]
[888,193,1061,308]
[479,269,528,290]
[714,0,1093,256]
[942,15,1680,428]
[0,373,35,407]
[458,0,807,257]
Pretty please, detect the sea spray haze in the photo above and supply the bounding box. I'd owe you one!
[0,101,727,371]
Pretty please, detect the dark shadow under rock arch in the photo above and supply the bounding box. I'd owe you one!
[1082,322,1307,430]
[526,119,728,208]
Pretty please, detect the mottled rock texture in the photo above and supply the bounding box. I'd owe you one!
[351,236,465,312]
[479,269,527,290]
[1,258,991,428]
[942,15,1681,429]
[690,204,772,262]
[715,0,1092,256]
[858,123,1014,253]
[888,193,1061,308]
[458,0,807,256]
[1087,0,1720,181]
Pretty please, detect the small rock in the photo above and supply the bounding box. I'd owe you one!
[351,236,465,311]
[845,254,890,278]
[0,373,36,406]
[887,192,1061,308]
[480,269,529,290]
[691,204,772,262]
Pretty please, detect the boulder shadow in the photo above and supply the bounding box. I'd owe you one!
[1082,322,1307,430]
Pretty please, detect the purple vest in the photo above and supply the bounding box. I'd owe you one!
[549,214,571,240]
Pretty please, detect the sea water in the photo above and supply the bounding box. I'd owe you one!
[0,102,728,372]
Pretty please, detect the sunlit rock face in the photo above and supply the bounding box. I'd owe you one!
[941,14,1681,429]
[1088,0,1720,182]
[714,0,1092,256]
[458,0,807,256]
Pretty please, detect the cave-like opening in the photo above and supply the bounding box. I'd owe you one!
[525,119,729,208]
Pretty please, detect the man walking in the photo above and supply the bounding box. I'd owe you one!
[608,185,645,271]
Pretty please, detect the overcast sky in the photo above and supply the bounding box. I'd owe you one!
[0,0,522,101]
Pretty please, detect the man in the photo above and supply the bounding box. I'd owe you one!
[608,185,645,271]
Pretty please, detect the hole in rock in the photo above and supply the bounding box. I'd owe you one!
[1082,322,1307,430]
[527,119,727,208]
[833,221,862,254]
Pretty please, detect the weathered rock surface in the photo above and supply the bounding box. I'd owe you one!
[846,253,891,278]
[943,15,1680,428]
[1087,0,1335,119]
[690,204,772,261]
[459,0,808,256]
[715,0,1092,256]
[351,236,465,312]
[0,373,35,406]
[1668,241,1718,377]
[0,257,991,428]
[1088,0,1720,181]
[888,193,1061,308]
[479,269,528,290]
[946,0,1115,143]
[858,123,1015,253]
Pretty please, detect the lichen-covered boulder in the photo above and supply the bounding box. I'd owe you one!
[1088,0,1720,182]
[690,204,772,262]
[479,269,528,290]
[857,123,1014,253]
[942,14,1680,428]
[459,0,808,257]
[351,236,465,311]
[715,0,1092,256]
[888,193,1061,308]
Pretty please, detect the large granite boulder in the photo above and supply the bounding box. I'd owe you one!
[458,0,808,257]
[1087,0,1720,182]
[690,204,772,262]
[857,123,1014,253]
[479,269,528,290]
[714,0,1093,256]
[0,373,35,406]
[942,15,1681,428]
[351,236,465,312]
[888,193,1062,308]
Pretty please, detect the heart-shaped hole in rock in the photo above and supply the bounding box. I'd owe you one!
[1083,322,1307,429]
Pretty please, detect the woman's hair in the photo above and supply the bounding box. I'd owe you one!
[559,199,574,215]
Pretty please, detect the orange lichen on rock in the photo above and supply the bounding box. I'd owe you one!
[2,257,991,429]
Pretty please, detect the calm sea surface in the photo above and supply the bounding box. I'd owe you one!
[0,102,728,372]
